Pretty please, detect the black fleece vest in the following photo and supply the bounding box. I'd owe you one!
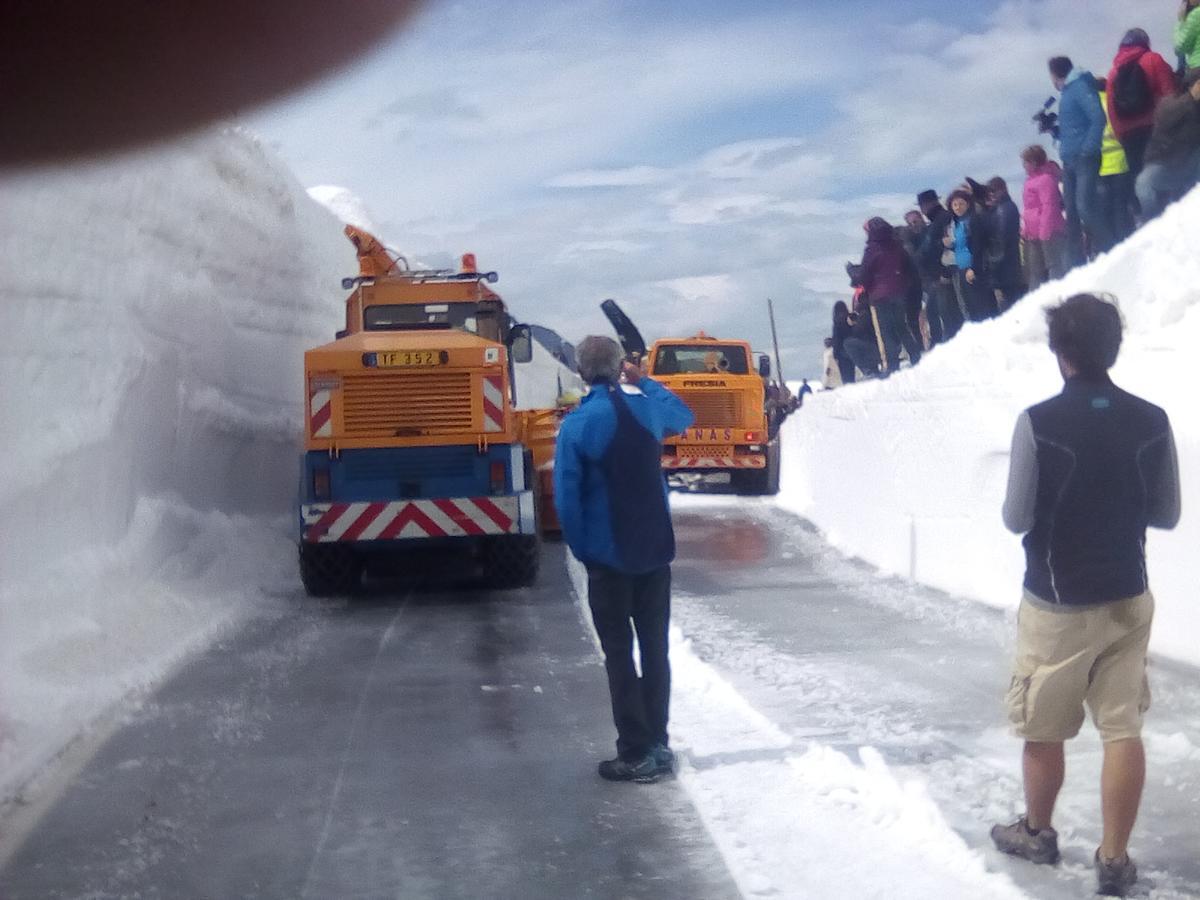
[1022,378,1172,605]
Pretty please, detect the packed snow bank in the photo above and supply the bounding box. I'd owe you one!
[0,129,353,801]
[0,133,578,804]
[780,190,1200,667]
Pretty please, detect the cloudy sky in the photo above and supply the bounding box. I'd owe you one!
[245,0,1173,378]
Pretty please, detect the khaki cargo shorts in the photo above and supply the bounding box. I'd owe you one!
[1005,591,1153,743]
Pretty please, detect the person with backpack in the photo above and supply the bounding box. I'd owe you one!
[1049,56,1110,266]
[1177,0,1200,70]
[1106,28,1178,180]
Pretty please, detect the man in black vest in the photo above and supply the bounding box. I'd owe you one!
[554,336,694,782]
[991,294,1181,897]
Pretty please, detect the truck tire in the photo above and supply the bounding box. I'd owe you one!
[482,534,540,588]
[736,440,781,496]
[299,543,362,597]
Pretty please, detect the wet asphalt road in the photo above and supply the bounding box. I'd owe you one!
[0,543,738,900]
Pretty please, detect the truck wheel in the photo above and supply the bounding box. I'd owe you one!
[482,534,540,588]
[736,442,781,496]
[764,439,781,495]
[299,543,362,597]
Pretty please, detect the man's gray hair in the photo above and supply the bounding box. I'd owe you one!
[576,335,623,383]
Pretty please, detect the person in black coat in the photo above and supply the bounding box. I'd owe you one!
[985,177,1025,312]
[831,300,856,385]
[916,189,960,343]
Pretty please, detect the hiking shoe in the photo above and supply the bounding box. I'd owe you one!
[990,816,1060,865]
[598,754,658,783]
[651,744,676,777]
[1095,850,1137,897]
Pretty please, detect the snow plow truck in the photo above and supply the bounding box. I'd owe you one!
[297,226,560,596]
[648,334,782,495]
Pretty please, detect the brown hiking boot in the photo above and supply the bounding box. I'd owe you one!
[990,815,1061,865]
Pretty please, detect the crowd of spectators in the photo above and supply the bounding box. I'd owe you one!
[826,5,1200,386]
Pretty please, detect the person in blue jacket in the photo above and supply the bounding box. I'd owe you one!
[554,335,694,782]
[1049,56,1112,266]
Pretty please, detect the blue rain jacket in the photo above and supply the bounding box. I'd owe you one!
[554,378,694,573]
[1058,69,1105,164]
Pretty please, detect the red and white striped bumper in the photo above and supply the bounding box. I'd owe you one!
[301,493,535,543]
[662,455,765,470]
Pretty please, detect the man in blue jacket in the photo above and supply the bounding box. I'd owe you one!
[554,336,694,782]
[1049,56,1111,266]
[991,294,1180,897]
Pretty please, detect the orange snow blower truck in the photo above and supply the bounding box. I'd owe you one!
[297,226,560,595]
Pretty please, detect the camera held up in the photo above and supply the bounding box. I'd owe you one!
[1032,96,1060,141]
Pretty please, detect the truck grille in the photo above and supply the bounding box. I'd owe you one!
[675,390,742,427]
[341,372,474,438]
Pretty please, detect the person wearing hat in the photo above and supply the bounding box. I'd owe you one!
[1135,67,1200,220]
[915,189,960,342]
[1105,28,1178,180]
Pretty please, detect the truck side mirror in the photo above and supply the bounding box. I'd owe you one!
[758,354,771,378]
[509,324,533,364]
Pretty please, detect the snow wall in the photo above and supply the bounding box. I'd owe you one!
[0,129,577,801]
[780,191,1200,667]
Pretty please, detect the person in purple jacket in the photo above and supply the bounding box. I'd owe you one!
[856,217,922,374]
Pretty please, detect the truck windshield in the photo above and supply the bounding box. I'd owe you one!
[364,303,480,333]
[652,344,750,375]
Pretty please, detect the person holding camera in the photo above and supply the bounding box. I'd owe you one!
[1049,56,1110,265]
[554,336,693,784]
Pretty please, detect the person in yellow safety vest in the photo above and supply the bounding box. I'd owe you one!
[1097,84,1136,252]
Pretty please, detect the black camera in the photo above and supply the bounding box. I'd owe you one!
[1033,96,1060,141]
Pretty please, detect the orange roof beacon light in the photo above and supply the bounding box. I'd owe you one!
[460,252,477,273]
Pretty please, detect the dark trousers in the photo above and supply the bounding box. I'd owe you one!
[587,564,671,761]
[873,298,921,370]
[1062,156,1109,265]
[928,279,962,342]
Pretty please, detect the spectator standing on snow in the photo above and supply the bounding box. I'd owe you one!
[898,210,931,348]
[943,189,996,322]
[984,177,1024,312]
[1136,67,1200,220]
[916,189,959,343]
[1049,56,1110,265]
[553,336,693,784]
[1020,145,1068,292]
[1178,0,1200,70]
[857,217,922,373]
[842,288,884,377]
[992,293,1180,898]
[1106,28,1178,181]
[831,300,857,385]
[1097,81,1137,250]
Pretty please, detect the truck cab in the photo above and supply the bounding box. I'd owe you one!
[297,226,543,595]
[647,333,780,494]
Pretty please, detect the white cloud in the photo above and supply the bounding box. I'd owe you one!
[246,0,1173,378]
[545,166,672,188]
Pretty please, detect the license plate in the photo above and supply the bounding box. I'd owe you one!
[679,445,733,457]
[376,350,443,368]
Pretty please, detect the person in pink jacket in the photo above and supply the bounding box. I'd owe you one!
[1021,144,1068,292]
